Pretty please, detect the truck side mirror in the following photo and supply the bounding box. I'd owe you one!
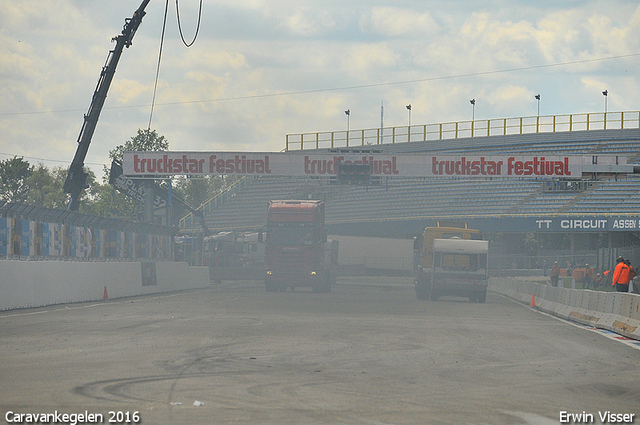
[322,232,328,244]
[258,232,263,243]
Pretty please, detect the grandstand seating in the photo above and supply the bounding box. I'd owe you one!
[187,128,640,235]
[565,177,640,214]
[199,177,310,231]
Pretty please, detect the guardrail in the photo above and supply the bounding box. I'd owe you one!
[285,111,640,151]
[490,277,640,341]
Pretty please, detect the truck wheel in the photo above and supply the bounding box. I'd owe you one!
[321,274,332,293]
[265,280,277,292]
[415,277,430,300]
[312,275,331,293]
[312,284,328,293]
[429,290,439,301]
[477,291,486,303]
[415,283,428,300]
[324,276,332,293]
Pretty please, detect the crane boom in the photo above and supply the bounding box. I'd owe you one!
[64,0,151,211]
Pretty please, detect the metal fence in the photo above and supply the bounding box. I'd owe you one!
[0,201,175,261]
[492,246,640,275]
[285,111,640,150]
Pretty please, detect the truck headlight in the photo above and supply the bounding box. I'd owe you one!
[266,270,273,276]
[310,271,317,276]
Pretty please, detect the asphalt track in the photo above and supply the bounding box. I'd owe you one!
[1,277,639,425]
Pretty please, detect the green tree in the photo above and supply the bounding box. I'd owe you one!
[0,156,33,203]
[99,129,169,218]
[105,128,168,175]
[172,175,226,209]
[73,168,103,215]
[538,233,571,250]
[25,164,98,212]
[81,182,135,218]
[99,129,237,221]
[524,232,538,257]
[25,164,68,209]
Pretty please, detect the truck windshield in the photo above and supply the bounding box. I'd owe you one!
[266,223,318,246]
[435,253,487,273]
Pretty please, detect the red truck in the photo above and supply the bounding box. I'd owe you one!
[261,200,336,292]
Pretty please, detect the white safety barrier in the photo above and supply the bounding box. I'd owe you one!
[489,277,640,341]
[0,260,209,311]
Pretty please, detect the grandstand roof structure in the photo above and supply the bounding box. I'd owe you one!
[180,127,640,238]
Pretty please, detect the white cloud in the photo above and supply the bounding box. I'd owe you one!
[342,43,399,79]
[1,0,640,178]
[361,7,439,37]
[278,8,339,36]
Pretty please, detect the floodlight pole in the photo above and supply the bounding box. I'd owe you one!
[345,109,350,146]
[602,90,608,129]
[470,99,476,136]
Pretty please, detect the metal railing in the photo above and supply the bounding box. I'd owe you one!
[285,111,640,151]
[178,176,251,232]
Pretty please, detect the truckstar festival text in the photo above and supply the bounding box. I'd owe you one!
[122,152,619,178]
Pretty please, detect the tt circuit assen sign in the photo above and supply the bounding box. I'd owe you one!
[460,216,640,233]
[122,152,623,178]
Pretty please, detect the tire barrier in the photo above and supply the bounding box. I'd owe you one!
[489,277,640,341]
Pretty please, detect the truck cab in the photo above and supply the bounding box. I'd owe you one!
[426,238,489,302]
[262,200,336,293]
[415,223,488,302]
[204,231,264,283]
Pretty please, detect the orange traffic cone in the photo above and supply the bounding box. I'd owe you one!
[103,286,109,300]
[529,293,535,307]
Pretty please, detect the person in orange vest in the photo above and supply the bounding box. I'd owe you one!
[583,264,595,289]
[624,259,635,279]
[624,259,636,293]
[550,261,560,287]
[594,272,604,288]
[612,256,630,292]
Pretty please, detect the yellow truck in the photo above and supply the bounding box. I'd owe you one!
[415,223,488,302]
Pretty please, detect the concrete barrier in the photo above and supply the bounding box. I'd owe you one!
[0,260,209,311]
[489,277,640,340]
[631,296,640,321]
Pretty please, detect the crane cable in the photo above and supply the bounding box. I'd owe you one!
[176,0,203,48]
[148,0,202,130]
[148,0,169,131]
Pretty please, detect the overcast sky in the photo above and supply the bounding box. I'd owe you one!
[1,0,639,178]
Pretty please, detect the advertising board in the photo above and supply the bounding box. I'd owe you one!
[122,152,625,179]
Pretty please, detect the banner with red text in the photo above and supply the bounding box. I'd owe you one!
[122,152,624,178]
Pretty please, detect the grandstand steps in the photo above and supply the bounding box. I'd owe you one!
[627,150,640,164]
[177,128,640,235]
[370,128,640,157]
[587,142,607,155]
[179,176,253,231]
[556,181,601,214]
[199,177,319,232]
[504,188,545,215]
[291,179,348,204]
